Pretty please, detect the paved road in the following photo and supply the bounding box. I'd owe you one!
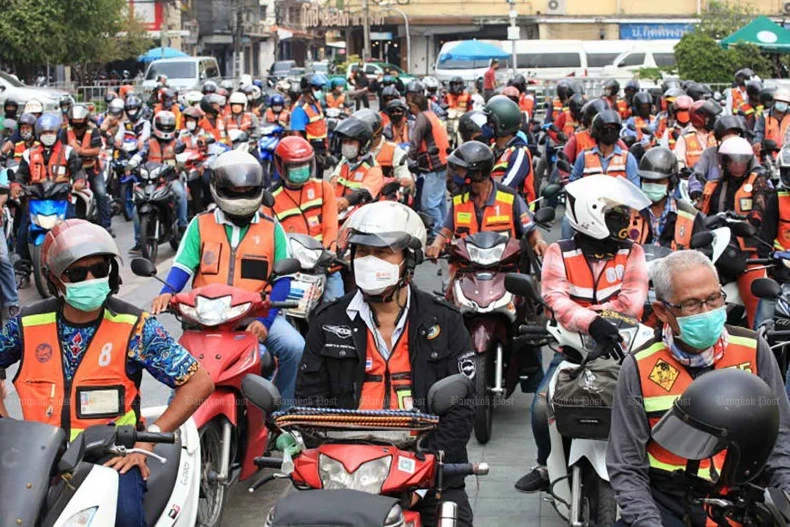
[4,205,568,527]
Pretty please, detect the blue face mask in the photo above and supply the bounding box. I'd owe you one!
[776,102,789,114]
[676,306,726,350]
[287,164,311,185]
[64,277,111,312]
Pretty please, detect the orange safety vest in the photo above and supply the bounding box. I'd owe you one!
[380,111,390,129]
[358,323,413,410]
[730,87,745,114]
[628,206,697,250]
[376,141,396,179]
[271,179,328,241]
[738,101,758,118]
[765,113,790,146]
[13,298,142,441]
[581,150,627,178]
[633,116,655,144]
[562,114,578,137]
[301,102,327,143]
[552,97,564,116]
[264,108,290,127]
[446,92,471,111]
[199,116,225,142]
[491,145,534,203]
[193,211,276,293]
[419,111,449,171]
[326,92,346,109]
[335,158,375,197]
[634,329,758,481]
[656,115,668,141]
[616,99,630,120]
[519,93,535,116]
[66,127,98,169]
[29,143,71,183]
[14,140,32,160]
[390,122,410,145]
[147,139,176,165]
[573,130,596,159]
[775,190,790,250]
[558,238,631,307]
[224,112,254,132]
[700,172,759,252]
[451,185,518,238]
[682,131,715,169]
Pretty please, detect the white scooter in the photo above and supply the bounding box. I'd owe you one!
[0,408,201,526]
[505,274,654,527]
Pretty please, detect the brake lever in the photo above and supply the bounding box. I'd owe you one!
[107,445,168,464]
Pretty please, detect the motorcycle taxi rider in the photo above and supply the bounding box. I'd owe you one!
[0,219,214,527]
[296,201,476,526]
[515,175,651,493]
[607,249,790,527]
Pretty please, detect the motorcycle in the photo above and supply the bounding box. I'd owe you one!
[0,414,200,526]
[283,233,338,336]
[257,123,284,187]
[749,277,790,381]
[130,257,300,527]
[25,180,71,298]
[117,131,141,221]
[240,374,489,527]
[176,137,228,216]
[445,107,464,150]
[71,185,98,224]
[505,273,655,527]
[133,161,181,263]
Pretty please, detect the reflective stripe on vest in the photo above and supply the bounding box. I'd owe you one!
[559,238,631,306]
[225,112,254,132]
[766,114,790,148]
[730,88,745,114]
[335,159,374,196]
[302,103,327,142]
[628,207,696,250]
[775,191,790,250]
[193,212,276,293]
[634,332,758,480]
[271,179,326,240]
[682,132,714,169]
[358,322,413,410]
[419,111,449,171]
[326,93,346,109]
[29,143,70,183]
[148,139,176,165]
[452,188,517,238]
[14,300,141,441]
[581,150,627,178]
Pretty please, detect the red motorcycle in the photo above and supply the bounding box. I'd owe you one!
[240,374,489,527]
[131,258,299,527]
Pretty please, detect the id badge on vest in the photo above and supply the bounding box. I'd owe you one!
[77,386,124,419]
[740,198,753,212]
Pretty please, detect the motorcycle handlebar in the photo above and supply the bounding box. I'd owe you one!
[270,300,299,309]
[442,462,490,478]
[518,325,549,335]
[135,431,176,444]
[766,330,790,338]
[254,456,284,469]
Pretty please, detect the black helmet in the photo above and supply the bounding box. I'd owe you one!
[590,110,622,140]
[334,117,374,155]
[568,94,585,122]
[406,80,425,95]
[745,80,763,100]
[447,140,494,182]
[652,369,779,488]
[484,95,521,137]
[210,151,265,224]
[685,82,706,101]
[570,80,585,96]
[581,98,608,128]
[18,112,37,127]
[638,147,676,181]
[624,79,640,96]
[633,92,653,119]
[760,86,777,108]
[4,97,18,115]
[604,79,620,98]
[352,109,383,138]
[735,68,754,82]
[556,79,573,101]
[381,85,401,104]
[663,87,686,100]
[713,115,745,142]
[449,76,464,95]
[59,94,74,110]
[202,80,218,94]
[384,98,408,116]
[200,95,217,116]
[509,74,527,94]
[458,110,489,143]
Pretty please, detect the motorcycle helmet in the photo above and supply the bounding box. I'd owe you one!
[604,79,620,99]
[570,80,586,97]
[381,85,401,106]
[745,80,763,102]
[68,104,91,128]
[760,86,777,109]
[334,117,374,156]
[210,151,265,224]
[24,99,44,116]
[59,94,74,114]
[685,82,706,101]
[219,79,234,92]
[153,111,177,140]
[103,91,117,106]
[568,94,586,122]
[638,147,677,183]
[107,98,124,117]
[735,68,755,84]
[556,79,573,102]
[269,94,285,110]
[200,95,218,116]
[274,136,316,188]
[41,218,122,295]
[202,80,218,95]
[663,87,686,105]
[216,88,229,106]
[124,95,143,120]
[774,89,790,114]
[300,74,328,93]
[652,368,779,488]
[447,140,494,183]
[624,79,640,100]
[502,86,520,104]
[484,95,521,137]
[690,99,722,131]
[352,109,383,139]
[633,92,653,119]
[229,91,247,112]
[590,109,622,140]
[581,98,608,129]
[35,113,61,147]
[449,76,464,95]
[3,97,18,118]
[713,115,746,142]
[565,175,650,240]
[384,99,408,122]
[406,80,425,97]
[184,90,203,107]
[672,95,694,124]
[182,106,203,129]
[509,74,528,94]
[718,136,754,178]
[459,110,490,143]
[423,76,440,93]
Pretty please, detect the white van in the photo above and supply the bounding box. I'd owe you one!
[434,40,510,83]
[513,40,587,79]
[141,56,222,94]
[604,40,679,78]
[582,40,640,76]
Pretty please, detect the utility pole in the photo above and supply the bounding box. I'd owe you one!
[362,0,371,61]
[234,0,244,78]
[507,0,518,76]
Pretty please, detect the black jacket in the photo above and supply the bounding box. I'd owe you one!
[296,286,475,471]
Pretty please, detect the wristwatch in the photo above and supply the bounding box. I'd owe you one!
[147,424,162,434]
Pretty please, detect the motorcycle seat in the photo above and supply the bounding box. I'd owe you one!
[143,438,183,525]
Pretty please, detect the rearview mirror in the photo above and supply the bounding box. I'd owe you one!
[730,221,757,238]
[261,189,275,209]
[174,142,187,155]
[752,278,782,300]
[541,184,561,200]
[418,211,435,231]
[131,257,157,277]
[504,273,541,303]
[272,258,301,277]
[690,231,714,249]
[556,160,572,173]
[427,374,473,416]
[204,136,216,145]
[241,374,281,413]
[534,207,555,225]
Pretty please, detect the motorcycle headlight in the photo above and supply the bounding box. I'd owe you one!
[35,214,60,230]
[384,504,404,527]
[178,295,252,326]
[289,237,322,270]
[63,506,98,526]
[319,454,392,494]
[467,243,505,266]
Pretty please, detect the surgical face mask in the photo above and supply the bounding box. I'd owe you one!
[776,102,789,114]
[287,164,311,185]
[641,182,669,202]
[676,306,726,350]
[186,120,197,131]
[40,133,57,147]
[599,127,619,146]
[64,277,111,312]
[354,255,402,295]
[272,105,283,113]
[20,129,32,141]
[342,143,360,160]
[313,89,324,101]
[127,110,138,120]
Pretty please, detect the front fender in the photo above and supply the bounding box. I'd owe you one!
[568,439,609,481]
[466,318,506,353]
[191,389,238,429]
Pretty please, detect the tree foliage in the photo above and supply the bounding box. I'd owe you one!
[696,0,759,40]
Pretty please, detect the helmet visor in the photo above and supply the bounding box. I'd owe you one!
[651,406,727,461]
[348,231,410,251]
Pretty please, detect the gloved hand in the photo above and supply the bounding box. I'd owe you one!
[587,316,624,362]
[346,188,373,207]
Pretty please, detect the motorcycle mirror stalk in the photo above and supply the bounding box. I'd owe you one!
[130,257,178,292]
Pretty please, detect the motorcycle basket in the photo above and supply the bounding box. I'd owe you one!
[551,358,620,440]
[273,407,439,432]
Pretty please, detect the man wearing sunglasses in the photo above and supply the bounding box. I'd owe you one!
[607,249,790,527]
[0,219,214,527]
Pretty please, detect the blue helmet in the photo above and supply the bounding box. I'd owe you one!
[35,113,61,137]
[253,79,264,89]
[270,94,285,107]
[301,74,328,92]
[330,77,346,89]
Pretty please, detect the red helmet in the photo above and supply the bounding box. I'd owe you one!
[274,136,315,186]
[672,95,693,112]
[690,99,722,131]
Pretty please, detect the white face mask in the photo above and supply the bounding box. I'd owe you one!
[342,143,360,160]
[186,121,197,131]
[40,133,57,147]
[354,255,401,295]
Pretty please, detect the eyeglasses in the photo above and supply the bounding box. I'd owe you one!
[662,290,727,316]
[63,261,111,283]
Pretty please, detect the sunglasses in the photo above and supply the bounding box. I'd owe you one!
[63,260,111,283]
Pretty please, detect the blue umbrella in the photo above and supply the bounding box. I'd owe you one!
[438,40,509,63]
[138,47,189,63]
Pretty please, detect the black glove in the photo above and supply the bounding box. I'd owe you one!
[587,316,624,362]
[346,188,373,207]
[557,132,568,143]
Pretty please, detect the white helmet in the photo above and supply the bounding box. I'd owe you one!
[423,76,440,91]
[239,74,252,89]
[185,90,203,106]
[229,91,247,106]
[210,151,264,222]
[108,98,125,115]
[718,135,754,169]
[24,98,43,114]
[251,85,262,102]
[565,175,651,240]
[276,79,291,93]
[775,88,790,104]
[345,201,427,266]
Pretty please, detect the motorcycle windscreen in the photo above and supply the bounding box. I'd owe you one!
[0,419,66,525]
[271,489,399,527]
[650,408,725,461]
